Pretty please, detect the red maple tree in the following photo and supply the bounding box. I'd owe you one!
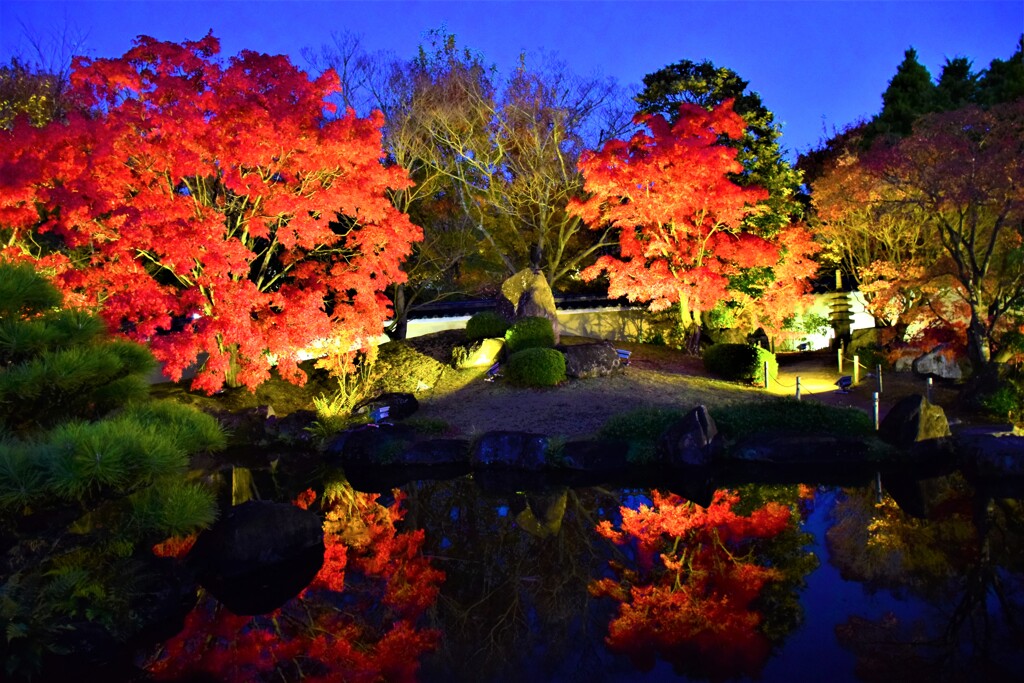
[147,487,444,682]
[590,489,792,680]
[570,101,814,341]
[0,34,420,392]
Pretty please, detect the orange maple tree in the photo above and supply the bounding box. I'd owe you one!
[569,100,817,343]
[590,489,792,679]
[0,34,420,392]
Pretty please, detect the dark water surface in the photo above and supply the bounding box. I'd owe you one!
[147,473,1023,683]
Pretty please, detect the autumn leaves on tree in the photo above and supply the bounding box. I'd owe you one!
[570,100,818,348]
[0,34,421,393]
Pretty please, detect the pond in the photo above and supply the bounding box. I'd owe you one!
[143,471,1023,683]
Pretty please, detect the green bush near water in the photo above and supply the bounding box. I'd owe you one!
[714,399,874,439]
[597,407,684,464]
[703,343,778,385]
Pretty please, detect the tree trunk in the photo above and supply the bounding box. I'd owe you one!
[965,308,991,375]
[386,284,409,341]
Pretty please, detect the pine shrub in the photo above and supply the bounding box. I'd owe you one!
[504,347,566,387]
[504,316,555,354]
[703,343,778,385]
[465,311,509,341]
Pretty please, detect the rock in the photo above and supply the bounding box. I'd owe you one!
[561,342,621,378]
[658,405,721,468]
[498,268,560,343]
[353,392,419,420]
[471,431,550,470]
[188,501,324,615]
[264,409,317,444]
[560,440,630,471]
[515,490,568,537]
[912,346,964,380]
[402,438,471,465]
[849,327,880,353]
[957,432,1024,478]
[326,423,416,466]
[878,394,952,450]
[455,338,505,369]
[730,433,873,464]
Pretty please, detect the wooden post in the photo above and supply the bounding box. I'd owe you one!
[927,377,933,403]
[876,364,883,394]
[853,354,860,385]
[838,347,843,373]
[873,392,880,430]
[763,360,770,390]
[796,376,802,401]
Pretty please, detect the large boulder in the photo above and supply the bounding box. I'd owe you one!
[471,431,550,470]
[912,346,964,380]
[878,394,952,450]
[188,501,324,615]
[324,423,416,466]
[561,342,621,379]
[498,268,560,343]
[658,405,721,468]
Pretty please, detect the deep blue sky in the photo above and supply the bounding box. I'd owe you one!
[2,1,1021,157]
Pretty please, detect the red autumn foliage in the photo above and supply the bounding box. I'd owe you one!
[0,34,420,393]
[570,101,815,333]
[146,487,444,682]
[590,489,791,680]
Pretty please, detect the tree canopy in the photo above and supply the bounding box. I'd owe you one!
[0,33,420,393]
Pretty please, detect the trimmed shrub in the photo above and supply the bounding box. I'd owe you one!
[703,343,778,385]
[466,311,509,341]
[504,347,566,387]
[504,316,555,354]
[598,407,684,464]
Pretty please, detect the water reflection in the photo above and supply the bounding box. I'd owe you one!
[144,475,1023,682]
[146,480,444,682]
[588,488,814,681]
[829,478,1024,681]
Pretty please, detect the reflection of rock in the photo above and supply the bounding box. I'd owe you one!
[912,347,963,380]
[498,268,560,343]
[878,394,951,450]
[731,433,872,464]
[472,431,550,470]
[189,501,324,615]
[353,392,419,420]
[659,405,721,467]
[455,338,504,369]
[515,490,568,538]
[561,341,621,378]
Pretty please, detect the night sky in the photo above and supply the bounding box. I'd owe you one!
[1,0,1021,157]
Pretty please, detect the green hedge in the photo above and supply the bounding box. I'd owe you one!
[703,343,777,385]
[504,347,565,387]
[465,311,509,341]
[504,316,555,354]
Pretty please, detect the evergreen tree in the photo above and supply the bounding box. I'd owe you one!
[978,35,1024,105]
[0,261,225,679]
[934,57,980,111]
[869,48,937,140]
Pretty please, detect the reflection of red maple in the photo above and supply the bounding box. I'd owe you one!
[590,490,791,680]
[146,487,444,682]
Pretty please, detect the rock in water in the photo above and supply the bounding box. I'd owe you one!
[658,405,721,467]
[878,394,952,450]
